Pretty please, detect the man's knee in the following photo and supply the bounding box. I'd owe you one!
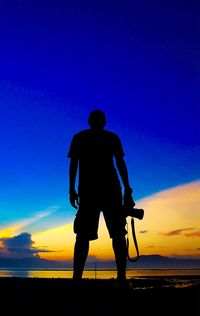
[112,234,126,242]
[75,235,90,245]
[112,235,126,248]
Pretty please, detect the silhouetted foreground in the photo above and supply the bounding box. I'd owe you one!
[1,277,199,315]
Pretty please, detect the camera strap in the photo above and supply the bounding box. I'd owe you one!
[126,217,140,262]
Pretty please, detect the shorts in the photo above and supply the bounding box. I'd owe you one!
[73,196,127,240]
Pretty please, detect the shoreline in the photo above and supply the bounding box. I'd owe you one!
[1,276,199,315]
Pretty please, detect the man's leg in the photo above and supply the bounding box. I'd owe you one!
[112,236,127,280]
[73,235,89,280]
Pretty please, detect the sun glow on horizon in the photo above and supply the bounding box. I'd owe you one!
[1,181,200,261]
[33,180,200,261]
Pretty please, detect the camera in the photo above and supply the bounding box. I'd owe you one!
[123,206,144,220]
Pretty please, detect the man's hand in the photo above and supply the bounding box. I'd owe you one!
[69,190,79,209]
[124,187,135,208]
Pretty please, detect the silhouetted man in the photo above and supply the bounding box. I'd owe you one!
[68,110,135,280]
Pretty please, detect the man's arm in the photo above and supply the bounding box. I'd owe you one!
[69,158,79,209]
[115,156,135,207]
[115,156,131,190]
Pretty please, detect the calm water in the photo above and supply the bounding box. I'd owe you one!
[0,269,200,279]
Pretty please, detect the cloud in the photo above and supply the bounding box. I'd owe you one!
[139,230,148,234]
[146,245,155,248]
[160,228,194,236]
[0,206,58,238]
[0,232,55,259]
[184,231,200,238]
[160,228,200,238]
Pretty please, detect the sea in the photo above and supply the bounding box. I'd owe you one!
[0,268,200,279]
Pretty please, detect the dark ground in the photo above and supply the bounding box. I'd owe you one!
[1,277,199,316]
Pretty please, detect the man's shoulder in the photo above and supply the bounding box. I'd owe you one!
[72,129,91,139]
[103,129,119,138]
[71,129,121,149]
[73,129,119,138]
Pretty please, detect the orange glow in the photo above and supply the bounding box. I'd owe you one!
[136,180,200,257]
[33,181,200,261]
[33,223,75,260]
[1,181,200,261]
[32,215,115,261]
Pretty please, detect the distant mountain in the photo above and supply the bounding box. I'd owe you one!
[0,254,200,269]
[0,257,70,269]
[86,255,200,269]
[127,254,200,269]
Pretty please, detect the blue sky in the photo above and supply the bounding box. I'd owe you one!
[0,0,199,233]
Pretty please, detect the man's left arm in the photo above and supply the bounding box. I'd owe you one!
[69,157,79,209]
[115,156,135,207]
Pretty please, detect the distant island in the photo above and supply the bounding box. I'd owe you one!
[0,254,200,269]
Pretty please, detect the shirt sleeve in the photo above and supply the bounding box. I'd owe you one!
[67,135,80,159]
[113,135,125,158]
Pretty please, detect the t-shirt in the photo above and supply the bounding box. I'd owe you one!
[67,129,124,195]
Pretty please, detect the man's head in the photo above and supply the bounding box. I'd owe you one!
[88,110,106,129]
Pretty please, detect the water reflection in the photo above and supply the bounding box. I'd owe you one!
[0,269,200,279]
[0,269,73,279]
[0,269,30,278]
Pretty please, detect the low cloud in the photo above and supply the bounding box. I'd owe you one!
[184,231,200,238]
[146,245,155,248]
[160,228,200,238]
[0,232,54,259]
[160,228,194,236]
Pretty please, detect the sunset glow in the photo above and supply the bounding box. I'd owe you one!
[28,181,200,261]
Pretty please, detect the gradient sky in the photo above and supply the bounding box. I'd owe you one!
[0,0,199,261]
